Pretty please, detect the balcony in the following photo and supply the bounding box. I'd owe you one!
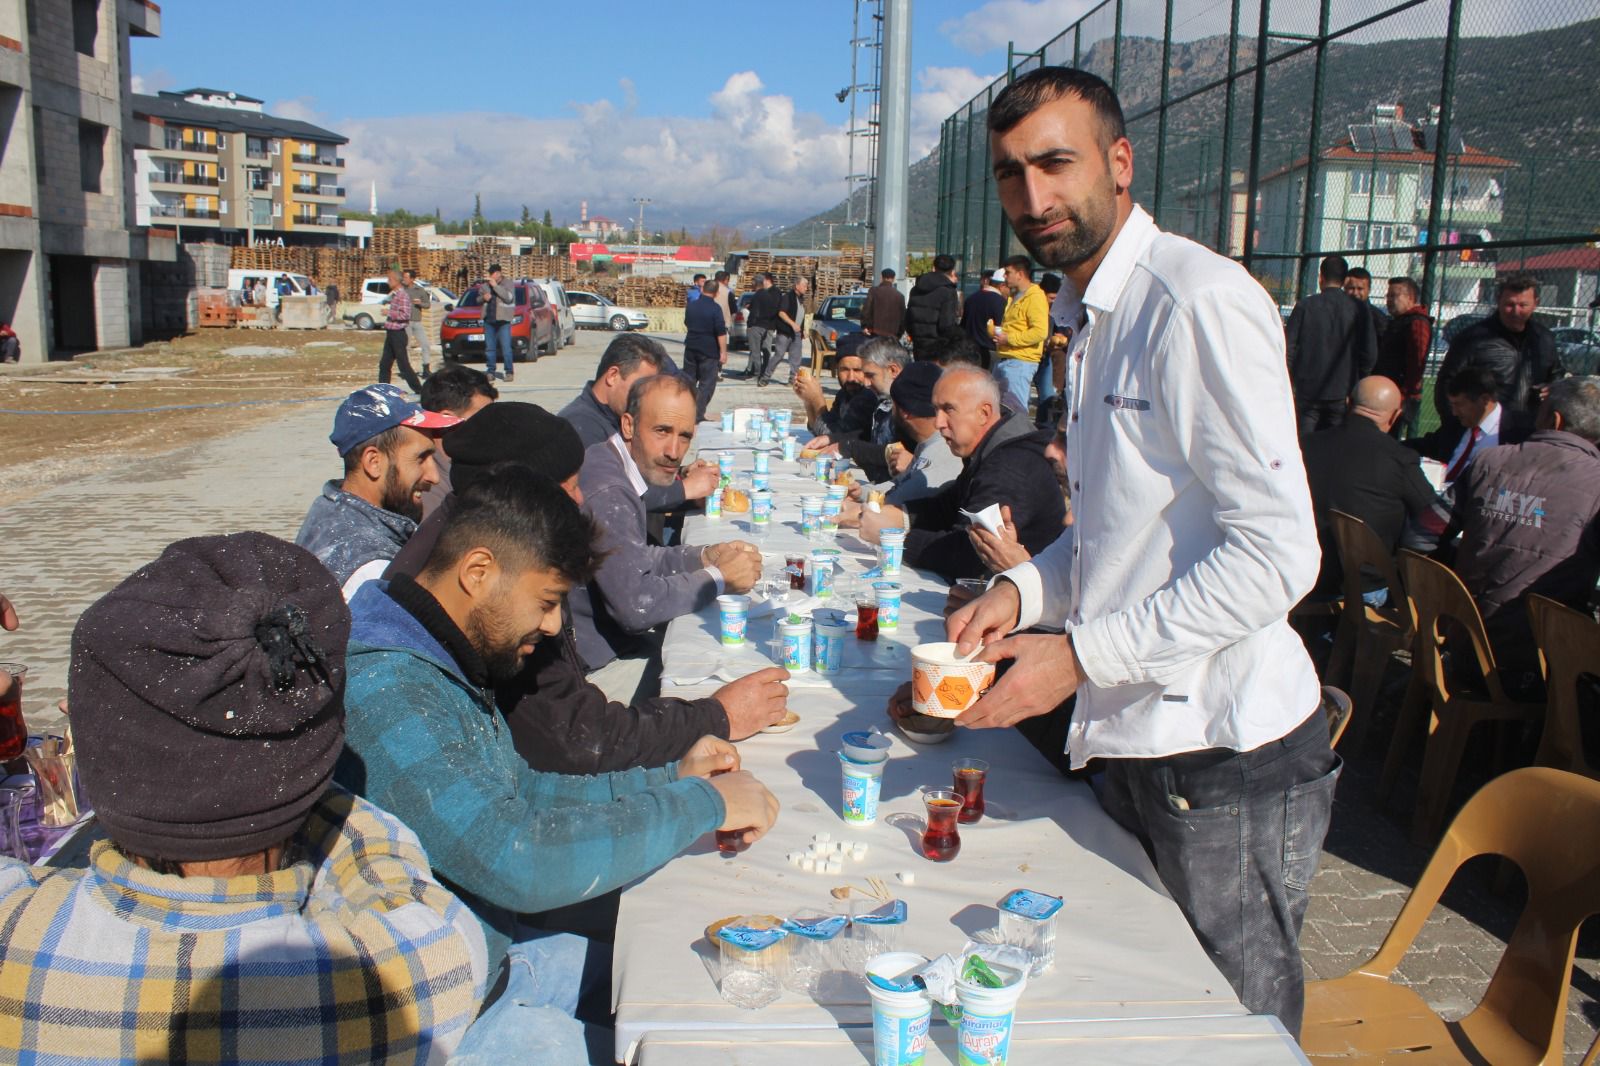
[245,149,270,161]
[123,0,162,38]
[149,205,220,223]
[151,173,219,189]
[293,214,341,229]
[161,139,218,155]
[292,184,345,199]
[291,153,344,168]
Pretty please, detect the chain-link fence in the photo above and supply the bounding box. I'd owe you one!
[937,0,1600,427]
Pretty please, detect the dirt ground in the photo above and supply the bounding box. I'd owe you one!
[0,328,389,504]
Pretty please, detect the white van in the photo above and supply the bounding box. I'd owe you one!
[228,270,313,309]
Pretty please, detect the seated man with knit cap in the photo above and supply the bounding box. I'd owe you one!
[386,402,790,773]
[338,468,780,1007]
[296,383,460,600]
[0,531,489,1064]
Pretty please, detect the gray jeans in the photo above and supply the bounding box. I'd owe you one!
[1095,709,1340,1035]
[762,332,804,382]
[745,326,774,376]
[407,319,432,365]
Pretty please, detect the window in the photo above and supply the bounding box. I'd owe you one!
[1343,222,1366,250]
[1374,171,1398,197]
[217,165,226,181]
[1348,171,1370,196]
[71,0,99,57]
[1369,224,1396,249]
[78,120,106,193]
[217,134,227,150]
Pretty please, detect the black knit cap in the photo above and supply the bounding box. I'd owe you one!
[443,401,586,493]
[69,532,349,862]
[891,360,943,418]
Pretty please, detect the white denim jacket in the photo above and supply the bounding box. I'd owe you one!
[1003,206,1322,768]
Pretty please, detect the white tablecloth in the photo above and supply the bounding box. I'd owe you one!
[636,1015,1310,1065]
[612,442,1247,1064]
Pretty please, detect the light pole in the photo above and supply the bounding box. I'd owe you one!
[633,197,652,246]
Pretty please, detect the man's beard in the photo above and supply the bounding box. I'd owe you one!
[380,466,424,521]
[466,599,535,685]
[1012,174,1119,272]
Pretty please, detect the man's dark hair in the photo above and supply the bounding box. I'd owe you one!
[928,333,984,367]
[420,363,498,415]
[881,268,896,280]
[933,254,956,274]
[1497,273,1539,299]
[403,268,417,280]
[488,263,503,275]
[625,370,695,423]
[424,463,600,586]
[341,425,405,476]
[1445,365,1500,400]
[1319,254,1349,283]
[1003,255,1033,278]
[596,333,666,380]
[1346,266,1372,283]
[1545,375,1600,443]
[693,273,707,284]
[763,272,777,284]
[1388,276,1420,301]
[715,270,730,283]
[987,66,1125,147]
[1039,273,1062,296]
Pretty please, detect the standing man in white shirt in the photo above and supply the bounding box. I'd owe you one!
[945,67,1338,1034]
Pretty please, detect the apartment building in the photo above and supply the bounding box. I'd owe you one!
[130,88,348,244]
[0,0,173,363]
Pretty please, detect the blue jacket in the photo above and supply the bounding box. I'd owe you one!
[294,480,416,588]
[335,580,724,966]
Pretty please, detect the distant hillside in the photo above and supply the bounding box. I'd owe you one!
[782,17,1600,255]
[772,143,941,252]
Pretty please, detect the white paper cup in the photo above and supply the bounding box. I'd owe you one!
[840,752,887,825]
[866,952,933,1066]
[812,610,851,673]
[718,595,751,646]
[910,642,996,718]
[954,968,1027,1065]
[778,617,812,673]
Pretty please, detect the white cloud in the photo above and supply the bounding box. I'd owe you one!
[912,66,1000,155]
[130,69,173,95]
[940,0,1100,55]
[291,73,854,230]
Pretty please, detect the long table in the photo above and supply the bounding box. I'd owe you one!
[610,431,1272,1063]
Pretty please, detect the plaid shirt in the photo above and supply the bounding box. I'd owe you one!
[0,789,487,1065]
[385,285,412,330]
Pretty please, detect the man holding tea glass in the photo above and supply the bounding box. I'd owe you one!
[943,67,1338,1036]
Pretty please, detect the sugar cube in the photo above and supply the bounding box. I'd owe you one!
[825,860,843,875]
[801,858,816,873]
[897,871,916,886]
[815,832,831,843]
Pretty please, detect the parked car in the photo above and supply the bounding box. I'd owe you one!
[226,270,312,310]
[344,279,456,329]
[568,290,649,332]
[1554,326,1600,375]
[530,279,577,348]
[806,293,868,366]
[441,279,559,363]
[729,292,756,349]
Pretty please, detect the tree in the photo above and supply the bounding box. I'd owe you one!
[521,204,531,225]
[542,209,553,228]
[472,194,484,225]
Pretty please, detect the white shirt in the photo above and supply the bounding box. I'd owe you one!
[608,433,723,592]
[1442,401,1502,482]
[1002,206,1322,768]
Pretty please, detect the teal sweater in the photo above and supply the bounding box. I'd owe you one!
[335,580,724,965]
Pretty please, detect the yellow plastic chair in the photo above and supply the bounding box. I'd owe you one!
[1382,551,1543,844]
[1302,766,1600,1065]
[1527,595,1600,780]
[1324,511,1411,748]
[1323,685,1354,750]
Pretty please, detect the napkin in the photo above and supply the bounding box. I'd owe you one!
[960,503,1005,536]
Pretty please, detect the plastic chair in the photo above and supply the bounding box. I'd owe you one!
[1381,551,1543,844]
[1302,766,1600,1065]
[1527,595,1600,780]
[1323,686,1354,750]
[1324,511,1411,748]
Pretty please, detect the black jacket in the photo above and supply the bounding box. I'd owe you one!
[837,397,898,482]
[1285,287,1378,403]
[776,290,805,338]
[747,286,781,330]
[814,381,880,440]
[385,497,727,774]
[1302,416,1438,595]
[1405,404,1535,463]
[961,288,1007,353]
[904,408,1067,582]
[903,273,961,356]
[1433,315,1562,424]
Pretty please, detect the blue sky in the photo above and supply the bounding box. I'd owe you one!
[130,0,1107,230]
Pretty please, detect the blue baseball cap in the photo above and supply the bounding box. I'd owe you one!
[329,384,460,456]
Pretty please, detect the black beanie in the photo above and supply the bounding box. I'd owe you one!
[69,532,349,862]
[444,402,586,493]
[891,360,942,418]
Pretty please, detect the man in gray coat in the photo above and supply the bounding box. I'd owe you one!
[402,269,434,379]
[569,374,763,703]
[479,265,516,382]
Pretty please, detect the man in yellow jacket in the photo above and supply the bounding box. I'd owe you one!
[992,255,1051,413]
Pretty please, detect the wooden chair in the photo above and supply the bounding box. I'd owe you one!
[1302,766,1600,1066]
[1324,511,1411,748]
[1323,685,1354,750]
[1527,594,1600,780]
[1382,551,1543,845]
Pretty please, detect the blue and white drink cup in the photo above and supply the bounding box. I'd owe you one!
[752,471,770,492]
[825,483,848,504]
[782,436,799,461]
[879,529,906,576]
[808,551,836,598]
[955,965,1028,1066]
[812,609,850,674]
[718,451,736,480]
[821,499,842,535]
[717,595,750,646]
[872,582,902,630]
[753,450,770,474]
[840,749,888,825]
[720,410,735,433]
[778,617,813,674]
[751,489,773,527]
[867,952,933,1066]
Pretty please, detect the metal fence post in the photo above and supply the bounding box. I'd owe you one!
[1420,0,1466,319]
[1152,0,1175,225]
[1241,0,1274,272]
[1295,0,1333,302]
[1216,0,1243,254]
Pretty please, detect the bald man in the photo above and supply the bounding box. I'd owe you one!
[859,365,1065,581]
[1301,376,1439,600]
